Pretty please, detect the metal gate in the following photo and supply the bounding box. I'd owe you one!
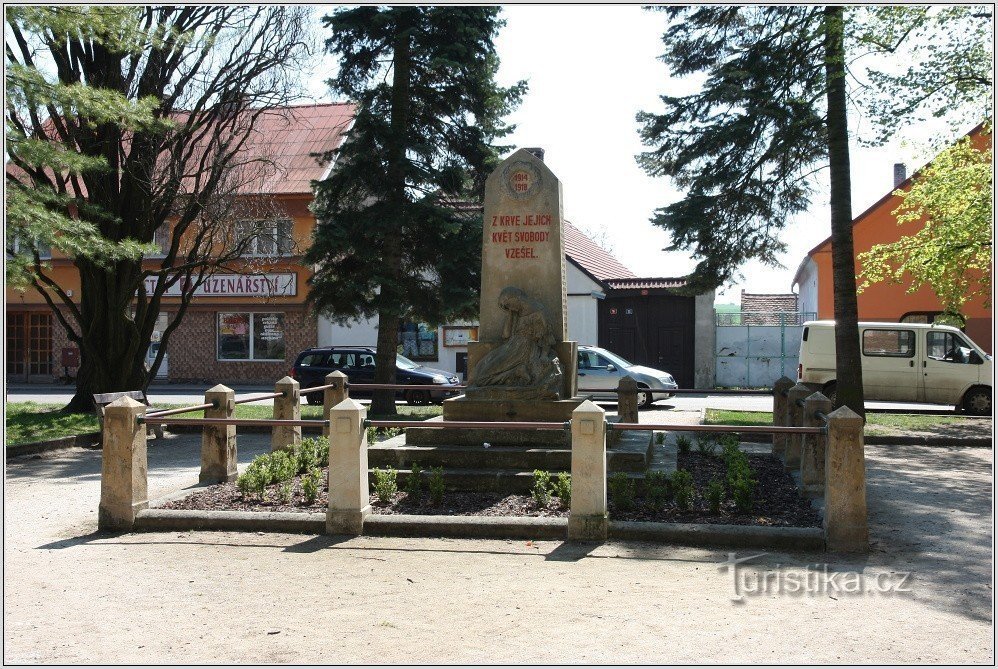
[714,311,815,388]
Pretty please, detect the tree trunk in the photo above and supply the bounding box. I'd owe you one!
[824,6,866,419]
[371,310,402,416]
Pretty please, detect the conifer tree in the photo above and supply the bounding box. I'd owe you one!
[308,7,526,415]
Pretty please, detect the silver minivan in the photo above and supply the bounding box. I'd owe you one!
[798,321,993,414]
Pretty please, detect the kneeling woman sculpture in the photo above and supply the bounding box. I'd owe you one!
[466,286,563,400]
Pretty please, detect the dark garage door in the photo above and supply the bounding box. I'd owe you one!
[599,294,695,388]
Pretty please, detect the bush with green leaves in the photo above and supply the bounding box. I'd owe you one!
[676,435,692,455]
[551,472,571,508]
[655,431,665,445]
[719,433,739,450]
[405,462,423,502]
[372,467,398,503]
[695,433,718,456]
[671,470,695,511]
[301,468,322,504]
[236,464,269,498]
[608,472,636,512]
[731,475,756,512]
[644,470,672,511]
[428,466,446,506]
[278,481,293,504]
[531,469,552,506]
[269,450,298,483]
[295,437,328,473]
[706,479,725,514]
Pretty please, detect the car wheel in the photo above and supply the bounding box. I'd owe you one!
[306,391,323,406]
[822,382,837,406]
[637,387,654,409]
[406,389,430,406]
[962,387,992,416]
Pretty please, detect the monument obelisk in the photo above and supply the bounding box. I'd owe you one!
[443,148,580,422]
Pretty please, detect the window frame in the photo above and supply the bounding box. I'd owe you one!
[216,311,287,362]
[235,218,294,258]
[861,328,916,358]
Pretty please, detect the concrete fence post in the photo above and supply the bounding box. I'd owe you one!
[98,397,148,531]
[800,392,833,497]
[616,376,638,424]
[326,398,370,535]
[271,376,301,453]
[568,400,608,541]
[784,383,811,471]
[323,371,349,439]
[201,384,237,484]
[771,376,794,457]
[824,405,868,552]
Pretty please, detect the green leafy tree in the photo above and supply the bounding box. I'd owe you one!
[636,6,865,415]
[5,7,311,411]
[307,6,525,415]
[858,129,993,322]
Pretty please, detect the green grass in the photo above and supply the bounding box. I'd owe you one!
[5,402,100,446]
[703,408,984,433]
[4,400,442,446]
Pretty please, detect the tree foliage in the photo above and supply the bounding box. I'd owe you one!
[858,128,993,321]
[307,6,525,414]
[5,6,312,410]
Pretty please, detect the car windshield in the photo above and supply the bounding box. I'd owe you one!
[593,348,633,368]
[396,354,420,370]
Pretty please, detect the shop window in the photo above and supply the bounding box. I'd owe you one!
[148,226,171,258]
[862,329,915,358]
[397,321,438,361]
[218,312,286,361]
[235,219,293,257]
[8,235,52,260]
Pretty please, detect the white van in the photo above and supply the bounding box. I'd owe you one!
[798,320,993,415]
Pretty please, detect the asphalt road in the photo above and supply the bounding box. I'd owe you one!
[6,383,957,413]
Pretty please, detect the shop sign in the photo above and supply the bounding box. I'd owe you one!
[143,273,297,297]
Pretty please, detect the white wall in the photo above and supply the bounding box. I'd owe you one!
[317,259,604,375]
[794,257,819,317]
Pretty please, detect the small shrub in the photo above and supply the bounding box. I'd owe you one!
[731,473,757,512]
[550,472,571,508]
[269,450,298,483]
[428,466,446,506]
[236,466,267,498]
[706,479,725,514]
[695,433,718,456]
[373,467,398,503]
[405,462,423,501]
[719,433,739,450]
[644,470,671,511]
[608,472,636,512]
[295,437,326,473]
[366,427,377,446]
[278,481,293,504]
[531,469,552,506]
[315,437,329,468]
[721,441,742,467]
[671,470,694,511]
[655,431,665,445]
[676,435,692,455]
[301,468,321,504]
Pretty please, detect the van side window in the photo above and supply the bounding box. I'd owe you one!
[927,332,976,364]
[862,329,915,358]
[298,353,328,367]
[802,326,809,342]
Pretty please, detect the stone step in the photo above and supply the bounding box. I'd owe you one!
[368,443,649,472]
[404,424,569,448]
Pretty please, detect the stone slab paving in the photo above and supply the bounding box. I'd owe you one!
[3,432,993,663]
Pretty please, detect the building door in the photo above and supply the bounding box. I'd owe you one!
[657,327,686,384]
[7,312,53,382]
[599,294,696,388]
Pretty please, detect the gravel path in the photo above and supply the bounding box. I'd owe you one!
[3,432,993,663]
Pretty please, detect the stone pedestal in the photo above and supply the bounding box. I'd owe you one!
[824,406,868,552]
[616,376,639,424]
[326,398,371,535]
[442,396,582,423]
[568,400,608,541]
[323,371,348,439]
[784,383,811,470]
[98,397,148,531]
[772,376,794,457]
[271,376,301,452]
[800,392,833,496]
[201,384,237,484]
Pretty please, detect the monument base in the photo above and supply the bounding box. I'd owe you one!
[442,396,584,422]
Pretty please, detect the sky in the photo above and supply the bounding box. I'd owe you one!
[303,5,980,305]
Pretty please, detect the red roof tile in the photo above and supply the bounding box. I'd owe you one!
[563,220,637,283]
[605,277,688,290]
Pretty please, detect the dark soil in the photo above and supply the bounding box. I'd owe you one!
[609,452,822,527]
[159,452,820,527]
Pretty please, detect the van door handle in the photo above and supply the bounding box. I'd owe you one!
[909,360,914,367]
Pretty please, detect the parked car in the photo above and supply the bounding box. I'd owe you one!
[576,345,678,408]
[798,320,993,415]
[290,346,461,405]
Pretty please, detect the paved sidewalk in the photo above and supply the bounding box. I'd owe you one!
[3,434,993,663]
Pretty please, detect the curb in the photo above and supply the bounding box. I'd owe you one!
[609,520,824,550]
[132,508,825,550]
[698,426,991,448]
[6,431,101,459]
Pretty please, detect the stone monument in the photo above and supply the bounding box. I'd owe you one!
[443,148,580,422]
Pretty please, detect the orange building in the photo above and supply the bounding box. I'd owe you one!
[6,103,355,383]
[792,123,993,353]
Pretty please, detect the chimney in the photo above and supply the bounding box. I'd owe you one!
[524,147,545,162]
[893,162,907,187]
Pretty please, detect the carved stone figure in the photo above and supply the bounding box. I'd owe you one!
[466,286,563,400]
